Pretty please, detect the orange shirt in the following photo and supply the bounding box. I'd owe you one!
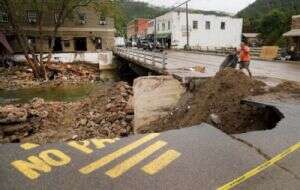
[240,46,251,62]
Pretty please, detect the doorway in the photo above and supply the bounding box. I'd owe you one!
[74,37,87,51]
[53,37,63,52]
[95,37,102,50]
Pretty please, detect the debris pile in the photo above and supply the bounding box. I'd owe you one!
[270,81,300,94]
[0,98,49,143]
[46,63,98,82]
[0,63,99,90]
[144,69,269,134]
[73,82,134,140]
[0,82,134,144]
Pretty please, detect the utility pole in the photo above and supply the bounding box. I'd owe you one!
[154,17,157,44]
[186,2,190,48]
[152,0,192,48]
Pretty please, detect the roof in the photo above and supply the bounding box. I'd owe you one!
[283,29,300,37]
[242,33,260,38]
[292,15,300,19]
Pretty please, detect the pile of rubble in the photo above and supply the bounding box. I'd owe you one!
[0,98,49,143]
[46,62,99,82]
[74,82,134,140]
[0,63,99,90]
[0,82,134,144]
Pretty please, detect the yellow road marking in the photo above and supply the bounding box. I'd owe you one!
[142,149,181,175]
[68,140,92,154]
[217,142,300,190]
[79,133,160,174]
[11,149,71,180]
[106,141,167,178]
[20,143,39,150]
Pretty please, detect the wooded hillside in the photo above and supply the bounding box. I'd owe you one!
[237,0,300,45]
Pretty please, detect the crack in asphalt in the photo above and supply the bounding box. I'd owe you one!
[229,135,300,181]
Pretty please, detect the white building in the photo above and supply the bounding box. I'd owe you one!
[148,11,243,49]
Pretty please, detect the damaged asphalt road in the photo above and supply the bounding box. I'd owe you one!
[0,99,300,190]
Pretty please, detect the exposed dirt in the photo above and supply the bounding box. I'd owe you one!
[270,81,300,94]
[141,69,296,134]
[0,62,99,90]
[0,82,133,144]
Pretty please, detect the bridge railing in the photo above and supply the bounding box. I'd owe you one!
[114,47,168,70]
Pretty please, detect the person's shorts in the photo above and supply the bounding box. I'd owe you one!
[239,61,250,69]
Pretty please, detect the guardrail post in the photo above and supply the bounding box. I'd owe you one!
[144,51,146,63]
[162,52,167,70]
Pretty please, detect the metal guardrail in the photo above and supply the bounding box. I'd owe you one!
[190,46,282,58]
[114,47,168,70]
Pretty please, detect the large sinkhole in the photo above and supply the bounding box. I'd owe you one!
[231,100,285,133]
[138,100,285,135]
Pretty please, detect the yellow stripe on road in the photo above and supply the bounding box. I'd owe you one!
[20,143,39,150]
[106,141,167,178]
[217,142,300,190]
[79,133,160,174]
[142,149,181,175]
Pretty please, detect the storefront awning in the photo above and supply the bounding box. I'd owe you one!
[0,32,13,53]
[283,29,300,37]
[156,33,171,39]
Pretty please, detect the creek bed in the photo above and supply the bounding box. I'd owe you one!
[0,83,98,105]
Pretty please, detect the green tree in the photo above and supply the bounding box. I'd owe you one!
[257,10,289,45]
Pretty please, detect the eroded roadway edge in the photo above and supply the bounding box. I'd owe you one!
[0,98,299,190]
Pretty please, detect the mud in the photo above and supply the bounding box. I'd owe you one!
[140,69,298,134]
[270,81,300,94]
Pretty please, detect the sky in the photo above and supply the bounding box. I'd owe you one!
[136,0,256,14]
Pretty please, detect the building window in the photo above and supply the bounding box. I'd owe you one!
[78,13,87,24]
[221,22,226,30]
[162,23,165,31]
[157,23,160,31]
[74,37,87,51]
[27,10,38,24]
[99,16,106,25]
[64,40,70,48]
[54,11,63,24]
[193,21,198,29]
[205,21,210,30]
[168,21,171,30]
[0,10,8,23]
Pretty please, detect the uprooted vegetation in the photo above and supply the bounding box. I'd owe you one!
[140,69,294,134]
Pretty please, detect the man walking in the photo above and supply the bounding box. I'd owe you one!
[239,42,252,78]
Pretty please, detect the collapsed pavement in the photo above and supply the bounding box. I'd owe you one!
[1,68,300,145]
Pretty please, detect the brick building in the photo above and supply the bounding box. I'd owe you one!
[0,3,115,53]
[127,18,150,40]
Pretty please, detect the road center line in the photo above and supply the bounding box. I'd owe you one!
[79,133,160,174]
[142,149,181,175]
[106,141,167,178]
[217,142,300,190]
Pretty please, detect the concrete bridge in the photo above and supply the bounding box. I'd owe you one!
[114,47,300,83]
